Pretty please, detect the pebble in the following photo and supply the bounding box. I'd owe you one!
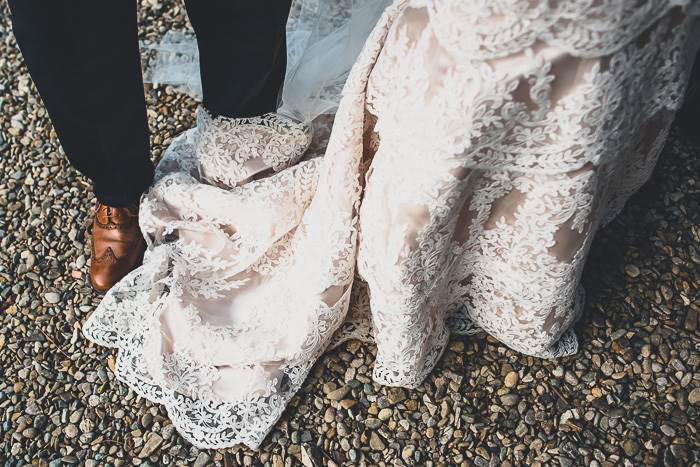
[387,388,406,405]
[500,394,520,406]
[25,400,42,416]
[402,445,416,460]
[369,432,385,451]
[327,386,350,401]
[504,371,518,388]
[624,264,640,277]
[193,452,211,467]
[138,433,164,458]
[63,424,79,438]
[365,418,382,429]
[688,388,700,404]
[339,399,356,409]
[622,439,639,457]
[44,292,61,304]
[337,422,350,437]
[564,371,579,386]
[378,408,392,421]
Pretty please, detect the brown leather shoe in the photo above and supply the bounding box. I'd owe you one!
[89,202,146,293]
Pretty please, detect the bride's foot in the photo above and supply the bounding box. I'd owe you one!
[89,202,146,293]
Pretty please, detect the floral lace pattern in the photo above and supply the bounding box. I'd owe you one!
[84,0,699,450]
[425,0,700,59]
[195,108,312,188]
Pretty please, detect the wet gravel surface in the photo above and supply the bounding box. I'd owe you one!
[1,2,700,466]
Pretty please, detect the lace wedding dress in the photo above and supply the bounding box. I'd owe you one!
[83,0,700,449]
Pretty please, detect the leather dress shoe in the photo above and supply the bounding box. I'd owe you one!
[89,202,146,293]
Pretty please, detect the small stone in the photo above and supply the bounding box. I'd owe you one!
[79,418,93,433]
[387,388,406,405]
[561,409,578,425]
[63,424,79,438]
[402,445,416,460]
[33,415,48,430]
[162,424,176,440]
[327,386,350,401]
[107,356,116,373]
[564,371,579,385]
[640,345,651,358]
[193,452,211,467]
[138,433,164,458]
[524,410,536,425]
[684,310,698,332]
[376,396,391,409]
[324,407,335,423]
[670,444,688,461]
[336,422,350,437]
[660,424,676,437]
[500,394,520,406]
[44,292,60,304]
[369,432,385,451]
[25,400,42,416]
[624,264,640,278]
[688,388,700,404]
[301,445,318,467]
[504,371,518,388]
[365,418,382,429]
[141,413,153,428]
[339,399,357,410]
[378,408,392,421]
[601,360,614,376]
[69,411,81,424]
[622,439,639,457]
[449,341,465,352]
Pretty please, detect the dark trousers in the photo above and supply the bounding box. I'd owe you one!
[8,0,292,207]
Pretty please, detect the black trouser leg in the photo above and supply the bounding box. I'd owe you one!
[183,0,293,119]
[8,0,153,207]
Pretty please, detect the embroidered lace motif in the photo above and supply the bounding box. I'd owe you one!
[84,0,699,450]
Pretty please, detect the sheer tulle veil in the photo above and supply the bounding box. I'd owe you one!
[142,0,390,122]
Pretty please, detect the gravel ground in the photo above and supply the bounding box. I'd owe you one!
[2,2,700,466]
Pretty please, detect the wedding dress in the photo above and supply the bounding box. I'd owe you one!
[83,0,700,449]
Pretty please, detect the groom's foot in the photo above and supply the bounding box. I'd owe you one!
[89,202,146,293]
